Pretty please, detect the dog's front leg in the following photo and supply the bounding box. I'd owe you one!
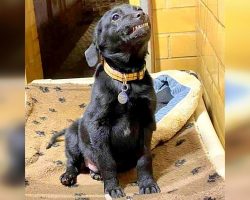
[91,130,125,198]
[137,128,160,194]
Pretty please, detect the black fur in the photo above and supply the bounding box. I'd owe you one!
[53,4,160,198]
[46,129,66,149]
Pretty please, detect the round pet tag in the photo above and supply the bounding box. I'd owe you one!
[118,91,128,104]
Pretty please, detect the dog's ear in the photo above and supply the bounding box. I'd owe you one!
[85,42,99,68]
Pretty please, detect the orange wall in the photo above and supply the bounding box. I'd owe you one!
[25,0,43,83]
[151,0,225,146]
[129,0,140,6]
[225,1,250,69]
[197,0,225,146]
[152,0,198,72]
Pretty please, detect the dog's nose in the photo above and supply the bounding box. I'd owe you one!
[135,11,145,19]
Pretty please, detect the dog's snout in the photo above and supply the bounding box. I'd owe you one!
[135,11,145,19]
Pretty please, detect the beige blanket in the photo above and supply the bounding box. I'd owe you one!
[25,83,224,199]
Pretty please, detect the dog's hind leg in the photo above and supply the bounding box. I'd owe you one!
[60,121,83,186]
[90,170,102,181]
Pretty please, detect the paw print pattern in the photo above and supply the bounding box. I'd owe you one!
[54,86,62,92]
[32,120,40,125]
[49,108,56,112]
[208,172,220,183]
[204,197,216,200]
[79,103,86,109]
[58,97,66,103]
[31,97,38,103]
[39,117,47,121]
[39,86,50,93]
[175,139,186,146]
[191,167,202,175]
[35,131,45,136]
[175,159,186,167]
[53,160,63,166]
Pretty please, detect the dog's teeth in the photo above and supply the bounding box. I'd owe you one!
[132,23,148,33]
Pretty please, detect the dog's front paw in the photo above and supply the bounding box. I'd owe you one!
[139,180,160,194]
[60,172,77,186]
[105,186,125,198]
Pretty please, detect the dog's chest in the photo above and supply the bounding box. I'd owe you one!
[111,94,150,124]
[110,114,141,156]
[109,97,149,149]
[108,81,155,147]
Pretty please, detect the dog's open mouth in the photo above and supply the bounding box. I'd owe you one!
[127,22,149,37]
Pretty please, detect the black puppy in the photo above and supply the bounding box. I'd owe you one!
[48,4,160,198]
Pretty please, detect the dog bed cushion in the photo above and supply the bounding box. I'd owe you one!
[151,70,202,149]
[24,70,225,200]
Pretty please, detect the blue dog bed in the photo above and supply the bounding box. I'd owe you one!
[150,70,202,149]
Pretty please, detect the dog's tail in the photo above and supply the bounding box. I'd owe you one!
[46,129,66,149]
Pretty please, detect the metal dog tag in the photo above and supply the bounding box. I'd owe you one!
[118,77,129,104]
[118,91,128,104]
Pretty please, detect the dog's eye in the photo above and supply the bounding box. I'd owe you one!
[112,13,120,21]
[137,7,143,11]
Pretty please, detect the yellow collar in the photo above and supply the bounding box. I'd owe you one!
[103,62,146,82]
